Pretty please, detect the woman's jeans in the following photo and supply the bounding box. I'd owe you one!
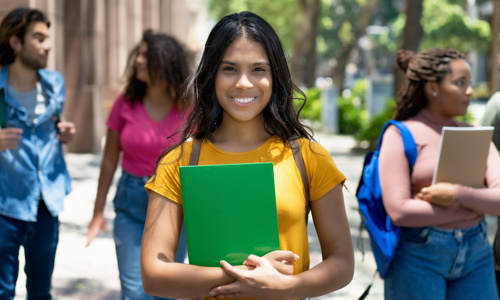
[113,171,187,300]
[385,219,498,300]
[0,201,58,300]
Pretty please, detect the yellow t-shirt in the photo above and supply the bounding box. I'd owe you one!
[145,136,346,300]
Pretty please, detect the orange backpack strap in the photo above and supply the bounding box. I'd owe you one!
[289,138,310,221]
[189,139,202,166]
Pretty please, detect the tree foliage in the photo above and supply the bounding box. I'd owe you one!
[208,0,494,89]
[421,0,491,53]
[208,0,301,52]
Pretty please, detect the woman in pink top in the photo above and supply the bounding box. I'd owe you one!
[379,48,500,299]
[86,30,191,300]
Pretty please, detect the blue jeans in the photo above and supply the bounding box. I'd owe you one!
[385,219,498,300]
[0,201,59,300]
[113,171,187,300]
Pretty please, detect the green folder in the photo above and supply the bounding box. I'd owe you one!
[179,162,280,267]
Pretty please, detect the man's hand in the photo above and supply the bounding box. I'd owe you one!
[0,126,22,151]
[56,121,76,143]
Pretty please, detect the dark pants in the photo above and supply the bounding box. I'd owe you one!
[0,201,59,300]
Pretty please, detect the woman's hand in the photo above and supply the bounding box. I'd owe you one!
[209,254,295,300]
[257,250,299,275]
[416,182,455,206]
[86,212,109,246]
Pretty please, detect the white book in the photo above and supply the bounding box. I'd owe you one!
[432,126,494,188]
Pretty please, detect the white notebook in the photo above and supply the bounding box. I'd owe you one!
[432,126,494,188]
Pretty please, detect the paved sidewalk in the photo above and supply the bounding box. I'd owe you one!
[13,133,383,299]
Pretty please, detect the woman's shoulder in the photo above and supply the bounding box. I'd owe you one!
[297,137,329,155]
[158,140,193,166]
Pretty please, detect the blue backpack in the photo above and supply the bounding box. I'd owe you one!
[356,120,417,279]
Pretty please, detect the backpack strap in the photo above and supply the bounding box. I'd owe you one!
[0,88,7,128]
[377,120,417,167]
[189,138,202,166]
[290,138,310,220]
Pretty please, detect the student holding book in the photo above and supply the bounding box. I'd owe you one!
[378,48,500,299]
[141,11,354,300]
[86,30,190,300]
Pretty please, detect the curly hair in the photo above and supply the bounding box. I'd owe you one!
[123,29,191,107]
[394,48,466,121]
[0,7,50,66]
[155,11,313,168]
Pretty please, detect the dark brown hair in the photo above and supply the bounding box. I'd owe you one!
[0,7,50,66]
[123,29,191,107]
[395,48,465,120]
[154,11,313,170]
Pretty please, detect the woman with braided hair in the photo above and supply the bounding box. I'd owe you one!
[378,48,500,299]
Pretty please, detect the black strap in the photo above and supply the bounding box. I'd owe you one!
[0,89,7,128]
[358,270,378,300]
[188,138,311,222]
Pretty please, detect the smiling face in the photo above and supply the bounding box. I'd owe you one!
[215,36,272,127]
[12,21,52,70]
[426,58,474,118]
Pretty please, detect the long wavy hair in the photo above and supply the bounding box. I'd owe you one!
[155,11,312,167]
[123,29,191,107]
[395,48,465,121]
[0,8,50,66]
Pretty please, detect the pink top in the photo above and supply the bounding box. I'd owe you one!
[106,94,185,177]
[379,109,500,229]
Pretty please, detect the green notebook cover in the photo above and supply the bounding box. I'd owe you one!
[179,162,280,267]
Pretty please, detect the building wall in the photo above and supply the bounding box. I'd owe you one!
[0,0,207,153]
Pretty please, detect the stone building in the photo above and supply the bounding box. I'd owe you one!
[0,0,208,153]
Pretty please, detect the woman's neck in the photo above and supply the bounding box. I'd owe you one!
[142,83,174,122]
[212,116,272,152]
[144,83,171,105]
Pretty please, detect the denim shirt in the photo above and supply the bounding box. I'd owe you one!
[0,66,71,222]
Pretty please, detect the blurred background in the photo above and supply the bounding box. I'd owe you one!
[0,0,498,151]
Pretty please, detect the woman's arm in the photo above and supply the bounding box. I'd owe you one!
[209,184,354,300]
[379,126,481,227]
[141,191,260,299]
[420,144,500,213]
[86,128,121,246]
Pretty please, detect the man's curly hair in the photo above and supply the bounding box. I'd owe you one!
[0,7,50,66]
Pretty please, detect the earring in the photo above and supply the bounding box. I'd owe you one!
[433,92,437,97]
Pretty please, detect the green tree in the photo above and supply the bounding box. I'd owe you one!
[208,0,321,88]
[317,0,400,94]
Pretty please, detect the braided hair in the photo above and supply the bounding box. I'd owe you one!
[395,48,465,120]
